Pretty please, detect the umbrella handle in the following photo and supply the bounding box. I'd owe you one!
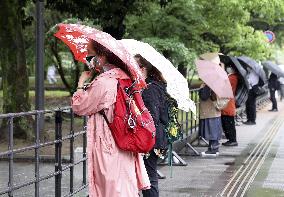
[169,143,173,178]
[125,80,138,93]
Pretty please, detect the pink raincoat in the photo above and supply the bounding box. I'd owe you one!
[72,68,150,197]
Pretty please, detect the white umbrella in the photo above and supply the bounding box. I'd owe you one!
[120,39,196,115]
[278,64,284,72]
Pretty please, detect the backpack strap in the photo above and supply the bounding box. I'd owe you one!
[99,110,110,125]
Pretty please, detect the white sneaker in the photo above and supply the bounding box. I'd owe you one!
[201,150,219,157]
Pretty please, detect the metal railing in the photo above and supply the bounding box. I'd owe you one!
[0,88,271,195]
[158,88,201,167]
[0,107,88,197]
[178,88,200,138]
[0,88,201,195]
[235,88,270,123]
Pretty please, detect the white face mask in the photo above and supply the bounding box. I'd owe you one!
[86,56,100,70]
[226,67,234,74]
[246,66,252,72]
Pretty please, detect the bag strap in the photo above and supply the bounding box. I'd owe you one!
[99,110,110,125]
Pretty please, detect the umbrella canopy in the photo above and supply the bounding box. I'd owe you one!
[278,64,284,71]
[120,39,196,114]
[219,55,250,89]
[237,56,267,83]
[54,23,146,88]
[278,65,284,84]
[262,61,284,78]
[195,60,234,98]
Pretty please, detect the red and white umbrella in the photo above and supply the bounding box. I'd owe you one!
[54,23,146,88]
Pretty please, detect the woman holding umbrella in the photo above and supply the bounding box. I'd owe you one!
[243,66,260,125]
[135,54,169,197]
[221,65,239,146]
[70,40,150,196]
[268,72,280,112]
[197,53,232,156]
[237,56,267,125]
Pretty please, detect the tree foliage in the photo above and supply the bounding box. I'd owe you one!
[125,0,280,62]
[0,0,33,140]
[46,0,169,39]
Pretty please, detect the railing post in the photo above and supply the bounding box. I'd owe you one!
[35,113,41,197]
[35,0,45,134]
[190,91,194,136]
[185,112,189,137]
[70,109,74,194]
[83,117,87,185]
[55,110,62,197]
[181,111,184,132]
[8,117,14,197]
[194,89,199,133]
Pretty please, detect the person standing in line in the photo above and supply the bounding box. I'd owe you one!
[243,66,259,125]
[198,53,225,156]
[199,83,223,156]
[47,64,57,84]
[221,65,238,146]
[72,41,150,197]
[135,54,169,197]
[268,73,279,112]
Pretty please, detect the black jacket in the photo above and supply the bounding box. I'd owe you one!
[142,78,169,149]
[268,73,280,90]
[199,85,211,101]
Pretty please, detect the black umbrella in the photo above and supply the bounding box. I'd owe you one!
[262,61,284,78]
[219,55,249,107]
[237,56,267,84]
[219,55,249,88]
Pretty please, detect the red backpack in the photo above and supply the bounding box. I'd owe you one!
[99,78,156,153]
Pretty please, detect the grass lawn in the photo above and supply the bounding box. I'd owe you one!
[29,90,70,97]
[0,89,78,156]
[0,90,70,113]
[0,115,86,156]
[0,90,70,97]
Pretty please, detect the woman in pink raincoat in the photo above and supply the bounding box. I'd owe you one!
[71,40,150,197]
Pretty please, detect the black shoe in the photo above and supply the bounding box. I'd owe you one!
[268,109,278,112]
[243,121,256,125]
[222,141,238,146]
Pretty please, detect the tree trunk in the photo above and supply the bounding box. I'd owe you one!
[0,0,33,140]
[49,39,73,94]
[49,38,81,95]
[100,0,136,39]
[178,63,187,78]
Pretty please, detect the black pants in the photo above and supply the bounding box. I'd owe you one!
[245,89,256,122]
[142,150,159,197]
[221,115,237,142]
[270,89,278,110]
[208,140,219,151]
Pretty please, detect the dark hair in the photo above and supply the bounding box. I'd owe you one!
[91,40,126,71]
[134,54,166,83]
[270,72,277,79]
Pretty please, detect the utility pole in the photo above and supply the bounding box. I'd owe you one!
[35,0,44,132]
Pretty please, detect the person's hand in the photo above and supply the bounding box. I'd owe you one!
[78,71,93,87]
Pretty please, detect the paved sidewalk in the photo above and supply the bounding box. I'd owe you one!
[158,98,284,197]
[1,98,284,197]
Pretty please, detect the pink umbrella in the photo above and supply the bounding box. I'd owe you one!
[54,23,146,88]
[195,59,234,98]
